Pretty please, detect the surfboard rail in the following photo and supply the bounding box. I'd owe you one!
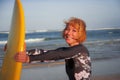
[0,0,25,80]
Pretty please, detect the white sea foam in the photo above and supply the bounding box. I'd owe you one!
[0,31,9,34]
[25,38,45,43]
[0,38,45,45]
[26,30,49,34]
[0,41,7,45]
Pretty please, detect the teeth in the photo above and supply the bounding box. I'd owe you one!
[66,36,72,39]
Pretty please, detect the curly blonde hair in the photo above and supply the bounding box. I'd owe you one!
[63,17,86,43]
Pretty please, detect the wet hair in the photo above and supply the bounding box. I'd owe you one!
[63,17,86,43]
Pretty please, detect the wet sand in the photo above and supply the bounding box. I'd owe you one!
[21,58,120,80]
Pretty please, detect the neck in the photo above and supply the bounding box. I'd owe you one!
[68,42,79,46]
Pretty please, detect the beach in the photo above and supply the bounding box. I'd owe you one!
[0,29,120,80]
[92,58,120,80]
[21,58,120,80]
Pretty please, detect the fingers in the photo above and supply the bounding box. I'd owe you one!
[14,51,29,63]
[4,43,7,51]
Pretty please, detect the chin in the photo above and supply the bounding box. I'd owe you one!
[66,41,72,44]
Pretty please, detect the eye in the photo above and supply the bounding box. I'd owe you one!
[65,28,70,32]
[72,29,77,32]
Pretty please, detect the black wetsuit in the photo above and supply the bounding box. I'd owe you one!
[28,44,91,80]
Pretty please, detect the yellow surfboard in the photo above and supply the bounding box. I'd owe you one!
[0,0,25,80]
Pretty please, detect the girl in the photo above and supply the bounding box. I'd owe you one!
[15,17,91,80]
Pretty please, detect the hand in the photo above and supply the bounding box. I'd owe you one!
[4,43,7,51]
[14,51,30,63]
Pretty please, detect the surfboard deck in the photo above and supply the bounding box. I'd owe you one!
[0,0,25,80]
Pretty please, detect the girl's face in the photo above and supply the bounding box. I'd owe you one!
[64,25,80,46]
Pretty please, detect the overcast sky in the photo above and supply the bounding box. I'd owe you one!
[0,0,120,31]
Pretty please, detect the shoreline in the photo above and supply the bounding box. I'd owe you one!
[92,74,120,80]
[21,58,120,80]
[22,57,120,69]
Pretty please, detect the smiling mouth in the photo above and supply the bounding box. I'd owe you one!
[65,35,74,40]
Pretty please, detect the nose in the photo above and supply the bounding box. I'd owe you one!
[67,30,72,35]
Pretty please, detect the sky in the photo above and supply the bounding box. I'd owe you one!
[0,0,120,31]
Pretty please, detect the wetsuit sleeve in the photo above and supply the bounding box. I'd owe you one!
[26,49,44,55]
[29,45,85,62]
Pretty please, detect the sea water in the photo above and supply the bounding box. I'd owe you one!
[0,28,120,67]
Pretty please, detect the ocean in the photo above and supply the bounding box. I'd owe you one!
[0,28,120,67]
